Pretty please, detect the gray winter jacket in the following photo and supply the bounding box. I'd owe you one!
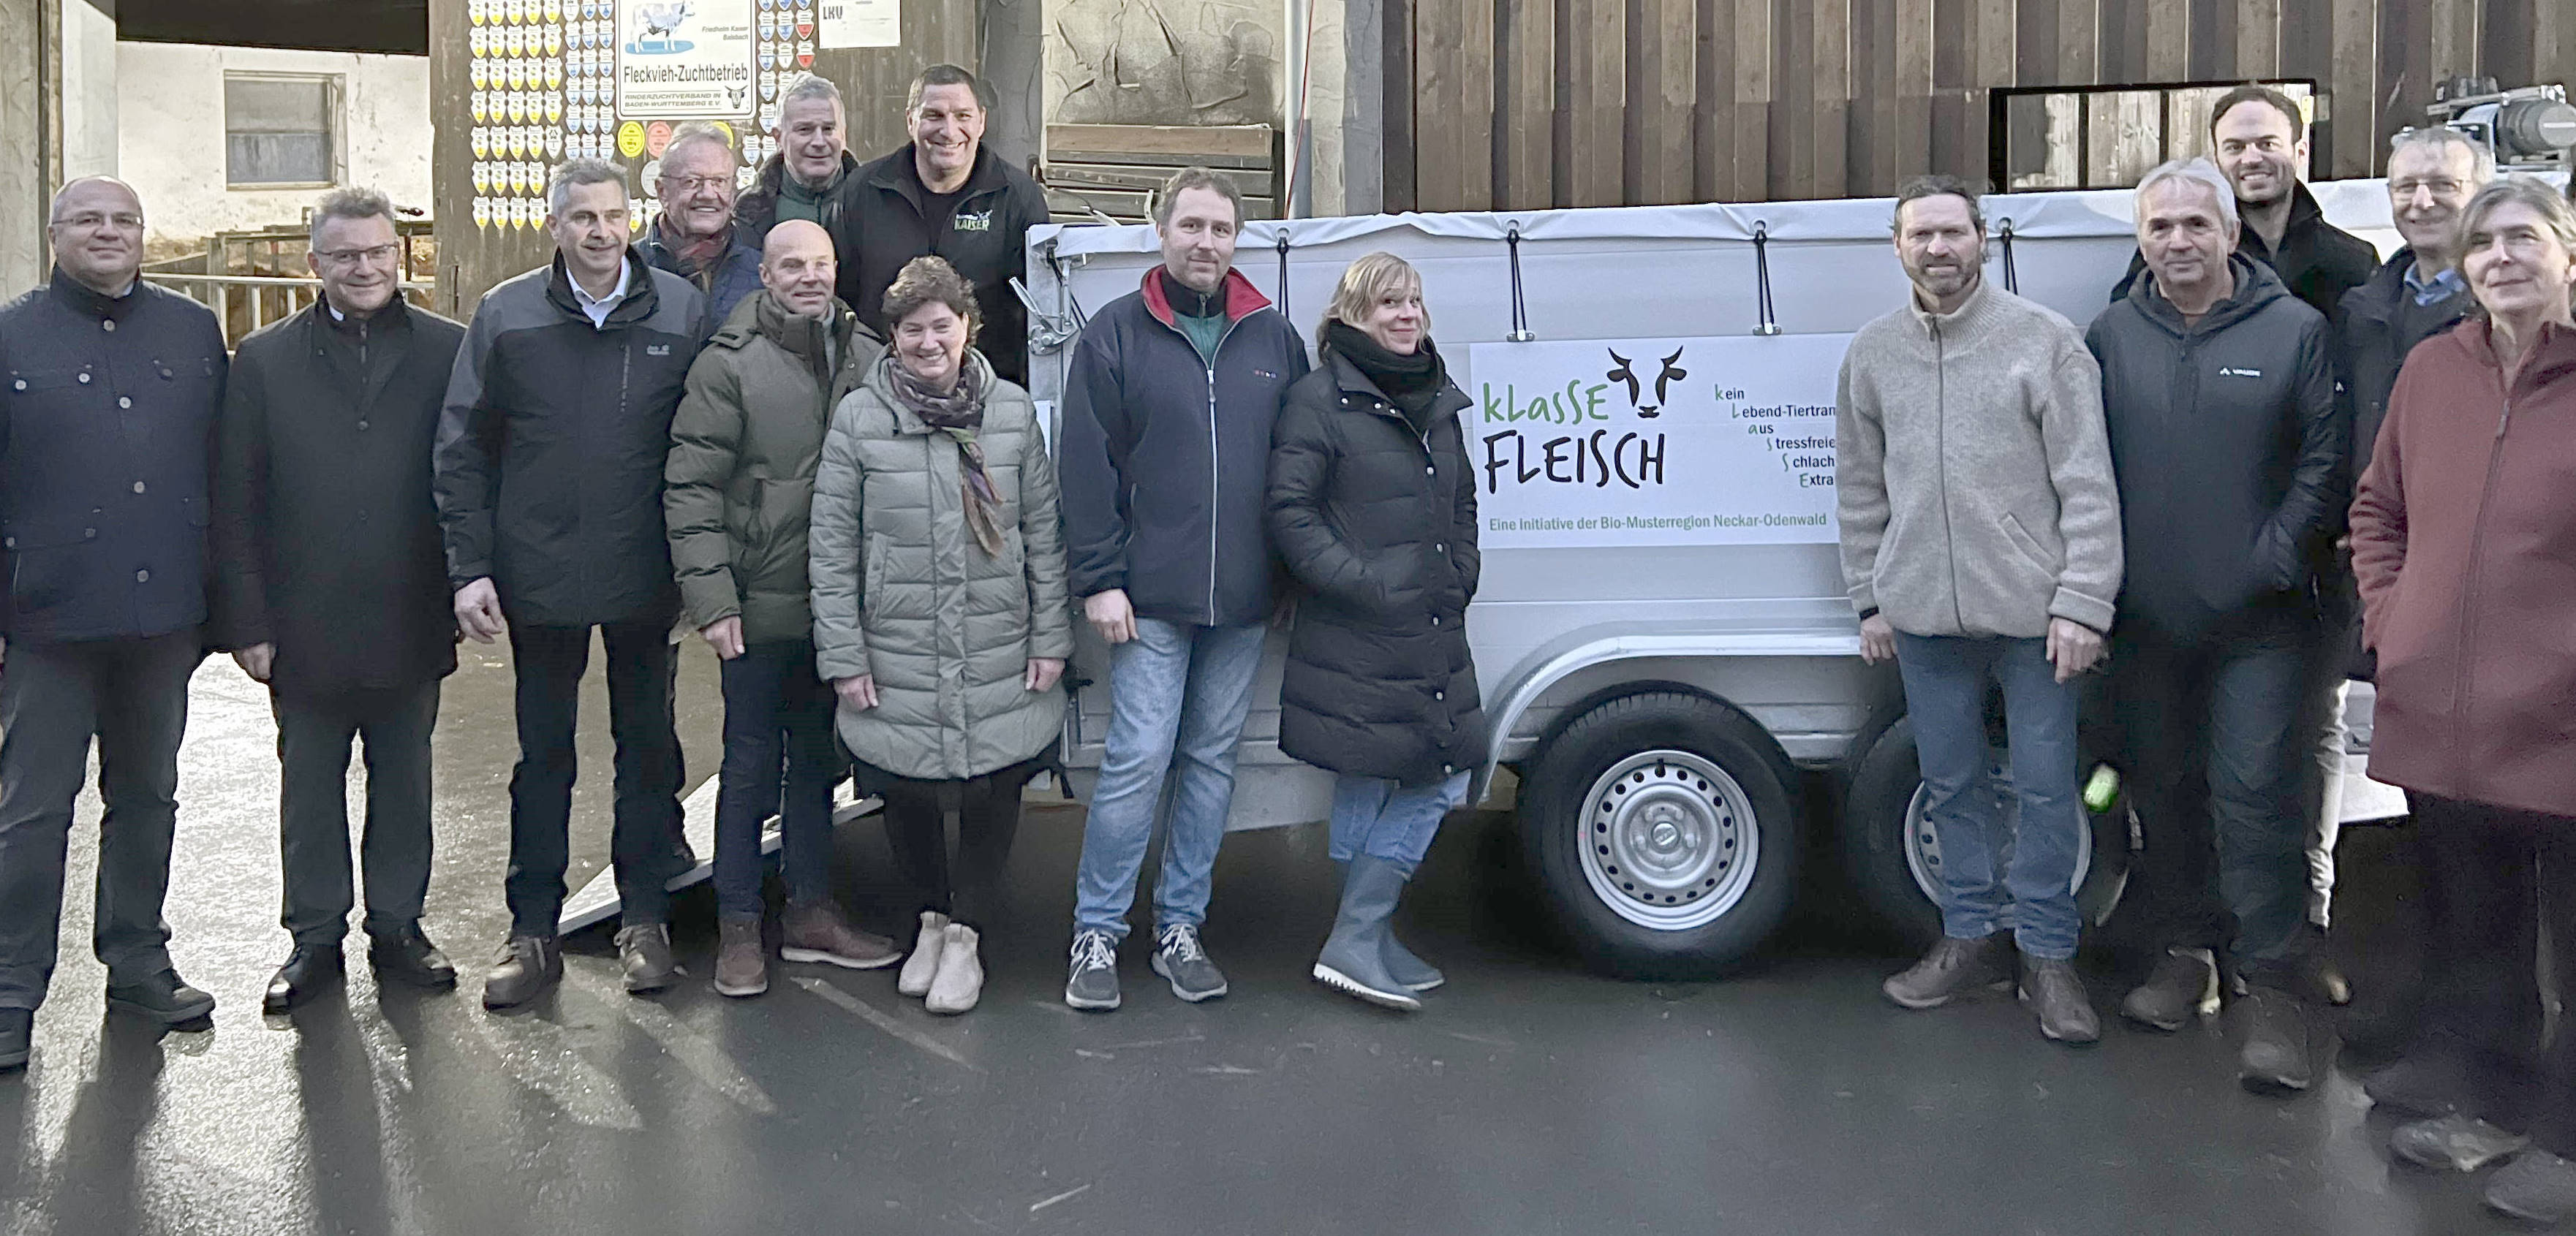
[808,351,1073,780]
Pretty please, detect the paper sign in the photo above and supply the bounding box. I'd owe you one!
[818,0,898,48]
[616,0,758,118]
[1462,333,1851,548]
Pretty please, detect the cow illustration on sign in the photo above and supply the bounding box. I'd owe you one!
[632,2,695,51]
[1605,346,1688,417]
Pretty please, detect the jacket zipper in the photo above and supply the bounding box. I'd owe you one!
[1929,317,1962,632]
[2447,384,2514,785]
[1181,311,1247,626]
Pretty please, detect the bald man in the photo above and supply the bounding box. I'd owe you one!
[665,219,895,998]
[0,178,230,1067]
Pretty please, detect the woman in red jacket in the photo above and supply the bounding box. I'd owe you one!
[2349,176,2576,1224]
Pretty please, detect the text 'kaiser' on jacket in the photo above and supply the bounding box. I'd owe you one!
[1057,268,1310,628]
[435,249,709,630]
[0,270,227,643]
[211,298,467,696]
[807,350,1074,781]
[665,290,885,645]
[842,145,1053,388]
[1267,347,1486,786]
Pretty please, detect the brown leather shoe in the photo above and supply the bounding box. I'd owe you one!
[780,901,901,970]
[712,916,768,998]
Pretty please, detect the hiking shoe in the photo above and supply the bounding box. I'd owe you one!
[1064,929,1121,1012]
[2018,957,2101,1045]
[105,968,217,1026]
[1152,924,1228,1003]
[1881,934,2009,1010]
[2237,986,2314,1094]
[616,924,680,995]
[2392,1115,2531,1174]
[782,901,900,970]
[482,934,562,1011]
[2486,1149,2576,1224]
[712,915,768,998]
[2364,1053,2469,1118]
[2121,947,2218,1031]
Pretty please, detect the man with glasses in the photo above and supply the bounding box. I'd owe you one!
[211,188,467,1013]
[0,178,230,1069]
[643,124,763,323]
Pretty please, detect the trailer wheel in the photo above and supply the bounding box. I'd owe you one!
[1519,691,1799,979]
[1840,716,2130,949]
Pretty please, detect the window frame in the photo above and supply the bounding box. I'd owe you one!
[222,71,346,191]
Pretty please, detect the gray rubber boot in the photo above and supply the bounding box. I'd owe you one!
[1383,930,1445,993]
[1312,857,1422,1012]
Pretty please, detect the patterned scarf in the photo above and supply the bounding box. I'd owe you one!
[887,352,1006,557]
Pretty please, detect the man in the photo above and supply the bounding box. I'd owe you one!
[641,123,764,323]
[2088,159,2343,1093]
[2113,86,2378,322]
[1840,176,2123,1045]
[665,220,898,998]
[1058,168,1308,1012]
[211,188,467,1013]
[437,159,709,1010]
[0,178,228,1070]
[736,74,862,266]
[845,65,1052,386]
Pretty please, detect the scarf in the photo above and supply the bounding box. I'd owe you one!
[888,352,1007,557]
[1324,319,1446,433]
[657,217,730,276]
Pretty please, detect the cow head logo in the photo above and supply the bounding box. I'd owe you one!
[1606,346,1688,417]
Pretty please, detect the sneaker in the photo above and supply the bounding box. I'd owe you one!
[897,911,951,998]
[1065,929,1121,1012]
[2392,1115,2531,1174]
[2486,1149,2576,1224]
[1881,934,2009,1010]
[712,915,768,998]
[105,968,217,1026]
[482,934,562,1011]
[2121,947,2218,1031]
[923,925,983,1015]
[2364,1053,2469,1118]
[2237,986,2314,1094]
[616,924,681,995]
[1152,924,1228,1004]
[781,901,902,970]
[2017,957,2101,1045]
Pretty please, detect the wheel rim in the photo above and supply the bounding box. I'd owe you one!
[1576,750,1759,930]
[1902,756,2092,908]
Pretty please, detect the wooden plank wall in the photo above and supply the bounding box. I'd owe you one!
[1406,0,2576,211]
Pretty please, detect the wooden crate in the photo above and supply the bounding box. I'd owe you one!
[1041,124,1279,223]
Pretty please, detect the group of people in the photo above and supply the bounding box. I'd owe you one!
[1840,83,2576,1223]
[0,60,1486,1080]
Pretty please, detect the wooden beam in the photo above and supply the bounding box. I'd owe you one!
[1566,0,1627,205]
[1499,0,1555,209]
[2236,0,2282,77]
[1812,0,1851,198]
[2329,0,2376,178]
[1732,0,1772,201]
[1634,0,1698,204]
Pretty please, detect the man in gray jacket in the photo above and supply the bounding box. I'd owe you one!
[1838,176,2122,1046]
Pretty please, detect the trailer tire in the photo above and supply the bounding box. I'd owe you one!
[1519,691,1799,979]
[1840,716,2130,950]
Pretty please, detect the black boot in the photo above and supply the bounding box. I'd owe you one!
[105,969,216,1026]
[263,944,346,1013]
[368,923,458,990]
[1312,857,1421,1011]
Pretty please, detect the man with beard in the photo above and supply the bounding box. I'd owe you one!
[1840,176,2123,1045]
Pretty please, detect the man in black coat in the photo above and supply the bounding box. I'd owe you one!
[436,159,709,1011]
[211,188,467,1013]
[0,178,228,1070]
[842,65,1053,387]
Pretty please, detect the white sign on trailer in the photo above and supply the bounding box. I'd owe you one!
[1464,333,1848,549]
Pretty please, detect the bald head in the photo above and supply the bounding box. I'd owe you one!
[49,178,145,297]
[761,220,839,319]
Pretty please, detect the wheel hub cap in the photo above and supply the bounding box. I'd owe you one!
[1576,751,1760,931]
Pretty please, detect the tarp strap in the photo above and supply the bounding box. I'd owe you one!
[1506,224,1534,341]
[1998,218,2020,295]
[1752,221,1781,335]
[1276,232,1293,324]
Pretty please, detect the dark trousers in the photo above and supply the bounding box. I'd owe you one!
[273,681,440,947]
[0,629,202,1010]
[504,621,685,936]
[2112,621,2319,985]
[712,640,839,918]
[868,757,1040,930]
[2406,795,2576,1155]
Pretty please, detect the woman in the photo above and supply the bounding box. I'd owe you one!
[1267,252,1484,1012]
[2350,176,2576,1224]
[809,256,1072,1016]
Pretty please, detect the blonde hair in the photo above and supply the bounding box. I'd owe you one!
[1321,252,1429,342]
[2457,175,2576,265]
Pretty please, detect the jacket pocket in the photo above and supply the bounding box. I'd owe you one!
[5,517,99,613]
[862,529,885,615]
[1998,513,2061,575]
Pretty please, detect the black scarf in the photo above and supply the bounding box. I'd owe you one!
[1325,319,1446,432]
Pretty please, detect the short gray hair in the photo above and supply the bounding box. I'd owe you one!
[548,158,629,216]
[2387,126,2497,184]
[309,187,394,247]
[779,73,843,115]
[659,123,738,172]
[2457,175,2576,267]
[2134,158,2240,230]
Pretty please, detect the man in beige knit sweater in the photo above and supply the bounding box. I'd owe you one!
[1837,175,2123,1045]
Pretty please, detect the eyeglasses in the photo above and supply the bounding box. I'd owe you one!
[2390,178,2466,199]
[314,243,403,268]
[660,175,735,193]
[56,211,144,232]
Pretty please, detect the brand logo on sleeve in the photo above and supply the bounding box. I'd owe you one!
[2218,366,2263,378]
[646,344,672,356]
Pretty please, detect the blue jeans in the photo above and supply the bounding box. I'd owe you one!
[1892,632,2085,961]
[1072,618,1267,941]
[1330,772,1470,878]
[711,640,840,918]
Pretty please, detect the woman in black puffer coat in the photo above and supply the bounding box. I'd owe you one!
[1267,252,1484,1012]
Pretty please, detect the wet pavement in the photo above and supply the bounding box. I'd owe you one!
[0,641,2535,1235]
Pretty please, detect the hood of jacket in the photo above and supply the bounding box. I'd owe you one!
[2120,252,2290,338]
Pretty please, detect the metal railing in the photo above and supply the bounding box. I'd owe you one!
[141,272,439,347]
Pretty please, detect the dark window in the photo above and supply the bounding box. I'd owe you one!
[226,75,339,187]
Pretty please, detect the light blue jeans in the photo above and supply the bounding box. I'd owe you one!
[1329,771,1471,878]
[1072,618,1269,941]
